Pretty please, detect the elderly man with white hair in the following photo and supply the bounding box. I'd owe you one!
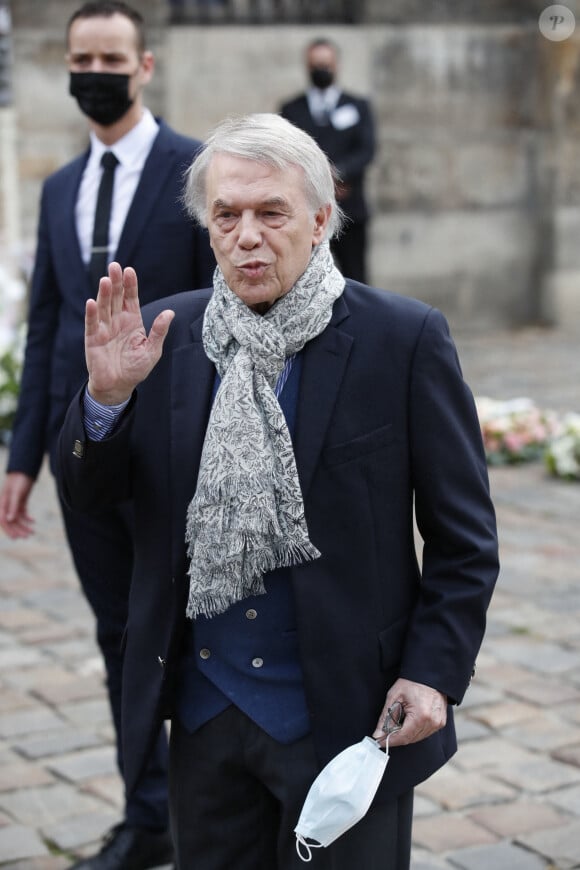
[57,113,498,869]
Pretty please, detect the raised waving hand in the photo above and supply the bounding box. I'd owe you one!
[86,263,175,405]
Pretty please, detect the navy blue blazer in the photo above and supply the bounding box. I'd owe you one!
[8,120,215,478]
[57,280,499,802]
[280,92,376,222]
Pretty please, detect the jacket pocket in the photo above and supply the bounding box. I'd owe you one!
[323,424,394,467]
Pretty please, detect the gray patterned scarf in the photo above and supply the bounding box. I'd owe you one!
[185,241,345,619]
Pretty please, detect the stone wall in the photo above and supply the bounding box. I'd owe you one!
[5,0,580,328]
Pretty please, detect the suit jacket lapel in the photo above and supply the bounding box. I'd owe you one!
[115,123,177,267]
[53,151,92,304]
[294,294,352,499]
[169,312,214,574]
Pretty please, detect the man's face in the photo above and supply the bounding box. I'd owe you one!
[206,154,330,313]
[307,44,338,79]
[67,12,152,97]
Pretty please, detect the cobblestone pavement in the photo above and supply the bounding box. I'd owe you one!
[1,324,580,869]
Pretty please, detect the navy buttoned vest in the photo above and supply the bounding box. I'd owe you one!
[176,355,310,743]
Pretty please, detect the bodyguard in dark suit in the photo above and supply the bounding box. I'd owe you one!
[0,4,214,869]
[57,114,498,869]
[280,37,376,283]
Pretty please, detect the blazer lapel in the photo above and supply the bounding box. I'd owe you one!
[53,152,93,305]
[169,313,214,574]
[115,123,176,267]
[294,294,352,499]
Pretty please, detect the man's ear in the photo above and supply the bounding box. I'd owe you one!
[312,204,331,246]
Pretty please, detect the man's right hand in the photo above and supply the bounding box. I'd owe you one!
[0,472,35,539]
[86,262,175,406]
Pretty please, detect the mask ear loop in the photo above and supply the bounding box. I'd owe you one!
[296,833,323,862]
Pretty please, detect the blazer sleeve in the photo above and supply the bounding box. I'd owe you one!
[6,183,60,478]
[56,387,136,512]
[400,308,499,704]
[332,97,376,182]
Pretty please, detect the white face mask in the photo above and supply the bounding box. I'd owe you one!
[294,736,389,862]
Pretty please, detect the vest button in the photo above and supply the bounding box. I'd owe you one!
[199,648,211,660]
[251,657,264,669]
[246,608,258,620]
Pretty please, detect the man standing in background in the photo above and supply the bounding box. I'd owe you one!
[0,3,214,868]
[280,37,376,283]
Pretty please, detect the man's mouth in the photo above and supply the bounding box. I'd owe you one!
[237,261,270,279]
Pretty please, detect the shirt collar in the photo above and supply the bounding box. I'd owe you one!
[89,107,159,170]
[307,85,341,114]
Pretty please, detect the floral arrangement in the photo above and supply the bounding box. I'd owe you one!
[475,397,560,466]
[544,414,580,481]
[0,264,26,443]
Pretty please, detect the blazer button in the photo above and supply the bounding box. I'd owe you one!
[251,657,264,669]
[199,648,211,660]
[246,608,258,620]
[72,439,85,459]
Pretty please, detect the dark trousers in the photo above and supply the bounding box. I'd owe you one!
[331,219,368,284]
[59,495,169,831]
[169,707,413,869]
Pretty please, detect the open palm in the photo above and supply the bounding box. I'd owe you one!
[86,263,174,405]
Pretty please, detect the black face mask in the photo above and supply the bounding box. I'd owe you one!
[69,71,134,126]
[309,67,334,90]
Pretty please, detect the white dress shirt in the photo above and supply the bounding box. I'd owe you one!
[306,86,341,125]
[75,108,159,265]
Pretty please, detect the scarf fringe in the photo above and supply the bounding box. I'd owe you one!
[186,538,321,619]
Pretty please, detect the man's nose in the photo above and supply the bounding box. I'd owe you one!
[237,213,262,248]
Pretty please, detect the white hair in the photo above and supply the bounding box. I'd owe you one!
[183,113,345,240]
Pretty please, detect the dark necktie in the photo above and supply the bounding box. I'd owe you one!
[90,150,119,291]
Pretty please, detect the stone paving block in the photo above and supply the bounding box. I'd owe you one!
[0,689,37,712]
[0,763,55,792]
[468,799,568,838]
[416,764,517,810]
[13,729,102,760]
[453,683,503,711]
[0,858,70,869]
[57,699,112,731]
[468,699,538,730]
[0,611,48,630]
[490,638,580,675]
[453,736,537,772]
[2,666,76,693]
[44,639,100,665]
[0,783,102,827]
[42,809,119,852]
[79,775,123,810]
[0,648,47,671]
[516,819,580,869]
[553,743,580,769]
[19,623,85,646]
[0,709,66,740]
[412,813,498,852]
[32,675,105,706]
[0,825,49,862]
[505,675,580,707]
[475,661,538,692]
[447,841,548,870]
[411,848,451,869]
[492,757,580,793]
[502,715,580,752]
[413,794,442,817]
[453,715,491,742]
[47,747,117,783]
[547,783,580,815]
